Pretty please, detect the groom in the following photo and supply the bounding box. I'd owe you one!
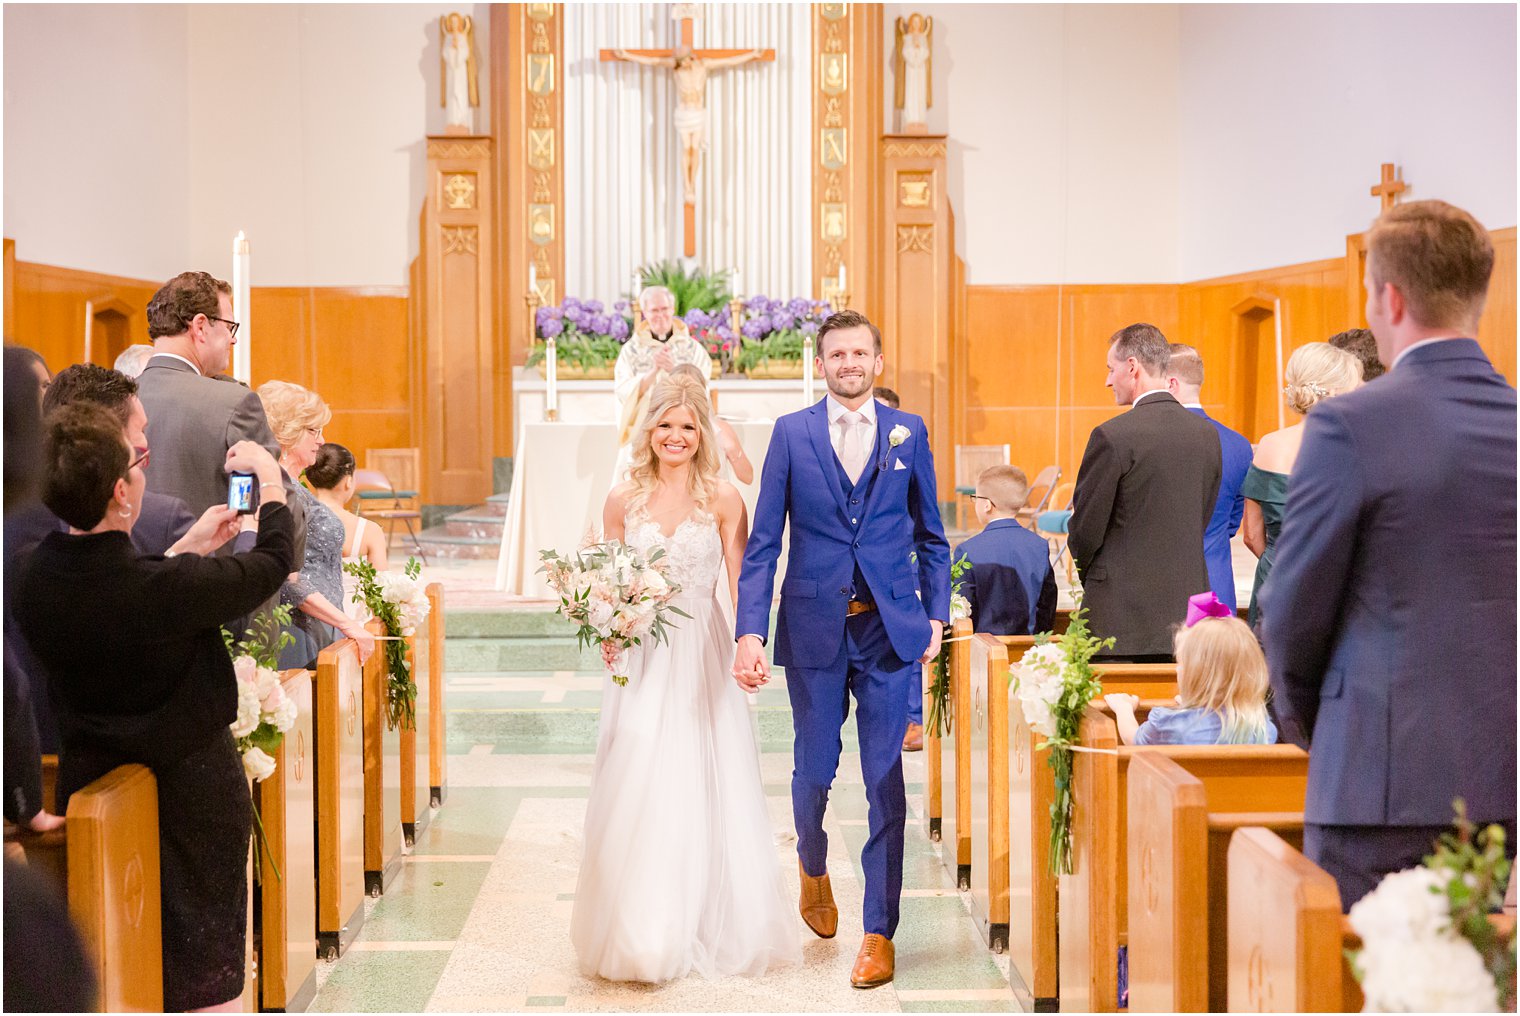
[734,310,950,988]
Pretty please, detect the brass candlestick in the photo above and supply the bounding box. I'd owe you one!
[828,290,852,314]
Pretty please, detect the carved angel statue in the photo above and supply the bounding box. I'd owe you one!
[440,12,480,132]
[893,13,933,133]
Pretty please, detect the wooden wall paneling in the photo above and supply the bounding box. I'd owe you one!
[1478,227,1516,384]
[962,286,1060,490]
[250,287,314,390]
[8,260,157,371]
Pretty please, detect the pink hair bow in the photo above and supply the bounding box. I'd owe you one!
[1185,591,1232,627]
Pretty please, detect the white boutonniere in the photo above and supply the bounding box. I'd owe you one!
[889,424,911,448]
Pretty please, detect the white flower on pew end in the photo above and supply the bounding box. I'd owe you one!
[230,663,262,739]
[1350,866,1453,943]
[949,592,971,623]
[1357,934,1499,1012]
[1013,643,1067,738]
[254,664,281,702]
[261,682,298,734]
[242,745,277,783]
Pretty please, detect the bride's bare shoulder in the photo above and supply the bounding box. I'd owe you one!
[712,481,744,521]
[605,482,636,511]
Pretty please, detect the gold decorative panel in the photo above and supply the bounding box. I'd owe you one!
[820,53,848,95]
[527,128,555,170]
[896,224,933,254]
[820,3,847,20]
[822,203,847,243]
[526,3,553,20]
[443,173,477,210]
[528,54,555,94]
[442,226,478,256]
[821,128,847,171]
[898,172,932,208]
[528,204,555,245]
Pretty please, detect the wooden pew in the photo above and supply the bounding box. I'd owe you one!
[936,616,974,889]
[67,764,165,1012]
[1126,753,1306,1012]
[427,582,448,808]
[923,618,971,844]
[314,638,366,958]
[400,617,432,846]
[968,634,1035,954]
[362,618,403,896]
[1058,707,1308,1012]
[256,669,318,1013]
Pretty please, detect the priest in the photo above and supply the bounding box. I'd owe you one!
[611,285,711,483]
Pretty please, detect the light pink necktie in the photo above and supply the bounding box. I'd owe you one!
[839,411,866,484]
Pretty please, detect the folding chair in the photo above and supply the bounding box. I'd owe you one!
[353,468,428,564]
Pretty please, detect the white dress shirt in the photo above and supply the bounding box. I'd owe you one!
[150,350,203,375]
[826,394,878,466]
[1131,388,1171,408]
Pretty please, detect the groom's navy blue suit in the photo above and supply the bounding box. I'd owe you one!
[737,397,950,938]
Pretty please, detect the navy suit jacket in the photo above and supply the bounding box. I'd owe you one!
[1187,407,1251,610]
[736,399,951,669]
[1262,339,1516,826]
[955,519,1057,635]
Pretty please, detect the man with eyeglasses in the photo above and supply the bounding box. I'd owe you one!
[136,271,281,514]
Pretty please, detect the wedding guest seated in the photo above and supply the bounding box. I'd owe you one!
[15,406,293,1012]
[958,465,1058,635]
[1105,593,1278,746]
[668,363,754,484]
[873,386,900,410]
[113,343,157,378]
[305,443,390,571]
[257,381,375,668]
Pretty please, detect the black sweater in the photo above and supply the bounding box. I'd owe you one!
[15,503,294,767]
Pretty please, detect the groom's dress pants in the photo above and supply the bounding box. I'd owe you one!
[786,607,916,938]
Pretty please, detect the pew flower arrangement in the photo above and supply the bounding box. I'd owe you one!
[1349,803,1516,1012]
[539,540,690,687]
[343,557,430,730]
[1009,603,1114,875]
[925,552,972,738]
[223,606,299,783]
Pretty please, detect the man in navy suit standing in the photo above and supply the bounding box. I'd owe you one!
[1166,344,1252,610]
[1263,200,1516,909]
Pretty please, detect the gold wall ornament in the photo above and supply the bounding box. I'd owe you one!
[883,140,947,159]
[526,3,553,20]
[528,54,555,94]
[822,203,847,243]
[428,139,491,160]
[443,173,477,209]
[820,52,848,95]
[442,226,478,256]
[821,128,848,170]
[896,224,933,254]
[820,3,848,21]
[528,204,555,245]
[527,128,555,170]
[898,172,932,208]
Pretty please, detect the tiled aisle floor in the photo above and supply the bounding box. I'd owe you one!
[306,649,1022,1013]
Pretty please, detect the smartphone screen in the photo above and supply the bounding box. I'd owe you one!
[228,473,256,515]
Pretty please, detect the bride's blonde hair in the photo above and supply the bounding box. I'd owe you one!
[626,374,722,511]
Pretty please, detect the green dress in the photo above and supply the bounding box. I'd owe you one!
[1240,465,1290,629]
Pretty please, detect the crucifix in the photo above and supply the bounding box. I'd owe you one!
[1370,162,1409,211]
[600,5,774,257]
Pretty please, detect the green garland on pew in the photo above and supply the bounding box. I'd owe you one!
[926,553,971,739]
[1039,604,1111,876]
[343,557,422,731]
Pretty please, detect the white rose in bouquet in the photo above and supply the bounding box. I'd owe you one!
[242,745,277,782]
[266,690,298,734]
[233,654,258,687]
[1014,643,1068,738]
[587,598,616,632]
[1357,933,1500,1012]
[231,676,262,738]
[1350,866,1454,943]
[950,592,971,623]
[254,665,281,701]
[641,568,669,597]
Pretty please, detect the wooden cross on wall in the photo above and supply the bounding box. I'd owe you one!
[1370,162,1408,211]
[600,6,775,257]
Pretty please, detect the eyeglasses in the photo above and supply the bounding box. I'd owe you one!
[969,494,998,510]
[306,427,325,441]
[129,445,150,471]
[204,315,241,339]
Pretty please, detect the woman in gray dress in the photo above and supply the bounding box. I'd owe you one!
[258,380,375,668]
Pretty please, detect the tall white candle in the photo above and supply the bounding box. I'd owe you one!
[838,262,847,292]
[803,335,816,405]
[731,269,742,301]
[529,263,538,297]
[545,338,558,418]
[231,231,251,383]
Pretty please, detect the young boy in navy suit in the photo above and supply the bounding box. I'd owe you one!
[958,466,1058,635]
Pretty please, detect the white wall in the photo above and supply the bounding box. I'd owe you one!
[3,5,191,281]
[1178,4,1517,280]
[883,4,1183,285]
[4,3,485,287]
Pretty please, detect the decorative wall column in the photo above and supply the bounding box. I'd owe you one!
[880,135,954,500]
[812,3,881,315]
[496,2,564,467]
[421,136,496,507]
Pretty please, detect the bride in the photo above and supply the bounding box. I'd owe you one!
[570,375,801,983]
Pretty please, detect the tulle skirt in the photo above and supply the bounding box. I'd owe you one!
[569,595,801,983]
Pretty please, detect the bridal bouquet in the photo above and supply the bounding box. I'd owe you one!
[1008,602,1113,875]
[223,606,299,783]
[1349,803,1516,1012]
[540,540,689,686]
[344,557,430,731]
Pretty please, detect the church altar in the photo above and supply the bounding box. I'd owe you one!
[495,418,790,598]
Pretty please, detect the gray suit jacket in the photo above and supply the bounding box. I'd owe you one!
[135,355,279,513]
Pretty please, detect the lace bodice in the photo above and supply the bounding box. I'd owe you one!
[624,505,722,597]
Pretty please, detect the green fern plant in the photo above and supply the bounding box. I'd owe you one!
[636,261,732,315]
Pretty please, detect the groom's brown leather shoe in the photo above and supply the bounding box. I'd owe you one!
[902,722,924,752]
[798,862,838,939]
[850,934,895,988]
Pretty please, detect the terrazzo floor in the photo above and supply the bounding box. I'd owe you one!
[305,607,1023,1012]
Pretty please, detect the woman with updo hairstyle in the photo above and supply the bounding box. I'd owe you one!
[306,442,389,570]
[256,381,375,668]
[16,402,293,1011]
[1241,341,1363,627]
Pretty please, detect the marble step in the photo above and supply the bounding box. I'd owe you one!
[482,492,510,517]
[416,525,498,560]
[444,510,506,540]
[448,635,601,673]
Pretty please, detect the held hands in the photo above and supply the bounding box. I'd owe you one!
[1103,692,1140,716]
[171,505,242,556]
[732,634,769,692]
[918,619,944,665]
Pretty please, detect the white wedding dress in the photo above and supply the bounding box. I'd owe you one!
[569,506,801,983]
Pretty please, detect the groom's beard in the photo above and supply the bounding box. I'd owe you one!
[825,369,874,401]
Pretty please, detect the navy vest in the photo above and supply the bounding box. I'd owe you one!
[834,447,879,602]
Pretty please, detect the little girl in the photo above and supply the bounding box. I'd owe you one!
[1105,611,1278,746]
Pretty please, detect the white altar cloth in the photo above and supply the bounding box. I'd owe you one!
[495,420,789,599]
